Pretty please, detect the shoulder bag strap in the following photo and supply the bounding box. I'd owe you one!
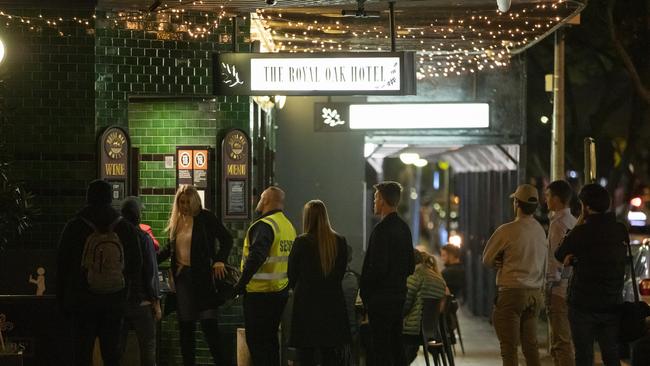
[626,241,640,303]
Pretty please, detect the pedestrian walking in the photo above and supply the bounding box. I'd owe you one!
[483,183,547,366]
[555,184,628,366]
[158,185,233,366]
[56,179,142,366]
[544,181,576,366]
[360,181,415,366]
[288,199,351,366]
[234,186,297,366]
[119,197,161,366]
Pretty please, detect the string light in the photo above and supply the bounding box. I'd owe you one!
[255,0,583,77]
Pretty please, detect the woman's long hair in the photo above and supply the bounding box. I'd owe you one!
[415,250,442,278]
[165,185,202,240]
[303,200,338,276]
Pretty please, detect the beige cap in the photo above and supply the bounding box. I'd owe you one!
[510,184,539,204]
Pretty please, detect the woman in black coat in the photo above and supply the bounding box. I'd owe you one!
[288,199,351,366]
[159,185,233,366]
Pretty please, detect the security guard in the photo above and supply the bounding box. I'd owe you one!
[235,186,296,366]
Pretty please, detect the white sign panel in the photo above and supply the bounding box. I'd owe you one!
[349,103,490,129]
[250,57,401,92]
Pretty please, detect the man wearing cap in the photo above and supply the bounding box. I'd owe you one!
[483,184,547,366]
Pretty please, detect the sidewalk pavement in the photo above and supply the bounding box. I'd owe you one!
[411,307,628,366]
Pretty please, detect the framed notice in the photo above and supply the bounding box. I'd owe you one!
[221,129,251,221]
[176,146,213,210]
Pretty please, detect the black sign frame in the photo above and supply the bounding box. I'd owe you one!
[221,129,252,221]
[98,126,131,203]
[213,52,417,96]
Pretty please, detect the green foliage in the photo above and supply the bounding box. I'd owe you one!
[0,81,37,251]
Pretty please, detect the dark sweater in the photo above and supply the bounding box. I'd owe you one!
[56,205,142,315]
[555,212,628,313]
[360,212,415,305]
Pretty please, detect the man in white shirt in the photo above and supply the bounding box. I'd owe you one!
[545,180,577,366]
[483,184,547,366]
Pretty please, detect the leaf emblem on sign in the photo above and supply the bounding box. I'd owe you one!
[221,62,244,88]
[322,107,346,127]
[376,61,399,89]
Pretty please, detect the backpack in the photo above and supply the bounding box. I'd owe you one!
[80,216,125,294]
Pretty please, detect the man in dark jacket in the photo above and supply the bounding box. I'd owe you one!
[360,181,415,366]
[555,184,628,366]
[57,180,142,366]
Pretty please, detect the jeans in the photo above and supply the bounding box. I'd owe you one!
[71,305,124,366]
[492,288,543,366]
[244,291,288,366]
[120,304,156,366]
[568,307,620,366]
[367,298,406,366]
[546,295,575,366]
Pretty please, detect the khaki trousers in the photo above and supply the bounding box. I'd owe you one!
[547,294,575,366]
[492,288,543,366]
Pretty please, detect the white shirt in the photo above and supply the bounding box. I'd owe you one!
[546,208,577,298]
[482,216,548,289]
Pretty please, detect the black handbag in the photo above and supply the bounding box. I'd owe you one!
[213,264,241,305]
[619,241,650,343]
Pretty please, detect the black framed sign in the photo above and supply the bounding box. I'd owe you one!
[213,52,417,96]
[221,129,252,221]
[99,126,130,203]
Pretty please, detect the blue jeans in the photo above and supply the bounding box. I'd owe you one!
[120,304,156,366]
[568,307,620,366]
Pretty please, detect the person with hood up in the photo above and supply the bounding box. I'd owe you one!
[57,179,142,366]
[119,196,161,366]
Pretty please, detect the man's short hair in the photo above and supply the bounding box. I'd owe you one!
[516,199,538,215]
[374,181,402,207]
[547,180,574,205]
[578,183,610,213]
[441,244,461,260]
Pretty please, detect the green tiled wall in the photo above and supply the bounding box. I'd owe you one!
[1,8,257,365]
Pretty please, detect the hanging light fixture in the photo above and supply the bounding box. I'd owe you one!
[0,37,5,65]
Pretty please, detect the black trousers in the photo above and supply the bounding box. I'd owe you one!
[296,347,342,366]
[568,307,620,366]
[367,299,407,366]
[71,305,124,366]
[178,318,223,366]
[244,291,288,366]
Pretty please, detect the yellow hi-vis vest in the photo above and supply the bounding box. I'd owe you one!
[241,211,296,293]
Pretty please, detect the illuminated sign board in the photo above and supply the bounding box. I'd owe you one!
[213,52,416,96]
[314,103,490,131]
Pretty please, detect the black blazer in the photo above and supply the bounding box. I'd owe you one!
[159,209,233,310]
[360,212,415,305]
[288,233,351,347]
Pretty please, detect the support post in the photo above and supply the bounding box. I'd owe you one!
[232,16,238,52]
[584,138,597,184]
[551,28,565,181]
[389,2,396,52]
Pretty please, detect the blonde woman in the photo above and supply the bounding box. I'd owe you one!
[402,250,448,364]
[288,200,351,366]
[158,185,233,366]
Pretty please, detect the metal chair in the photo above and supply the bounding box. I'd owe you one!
[420,297,447,366]
[444,295,465,355]
[438,297,456,366]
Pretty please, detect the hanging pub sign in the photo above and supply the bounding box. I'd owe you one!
[221,129,251,221]
[213,52,417,96]
[99,126,130,202]
[176,146,213,210]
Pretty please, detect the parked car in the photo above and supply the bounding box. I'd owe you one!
[623,195,650,305]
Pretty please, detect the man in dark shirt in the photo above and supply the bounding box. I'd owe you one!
[57,180,142,366]
[441,244,465,301]
[360,181,415,366]
[555,184,628,366]
[235,186,297,366]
